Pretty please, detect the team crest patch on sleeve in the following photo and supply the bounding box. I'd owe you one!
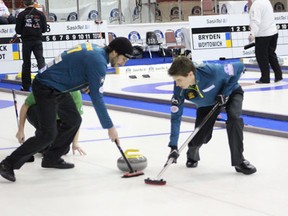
[224,64,234,76]
[171,97,181,113]
[170,106,179,113]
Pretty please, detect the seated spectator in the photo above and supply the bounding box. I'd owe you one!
[0,0,16,24]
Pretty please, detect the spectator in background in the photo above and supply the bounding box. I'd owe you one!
[15,0,47,91]
[0,0,16,24]
[248,0,283,84]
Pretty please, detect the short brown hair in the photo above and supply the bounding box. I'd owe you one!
[168,56,196,77]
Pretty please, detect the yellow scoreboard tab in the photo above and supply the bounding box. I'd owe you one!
[12,43,20,60]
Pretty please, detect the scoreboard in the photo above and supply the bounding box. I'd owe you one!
[41,21,107,58]
[189,13,288,61]
[0,20,108,73]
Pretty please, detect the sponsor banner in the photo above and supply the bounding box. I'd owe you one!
[115,63,171,75]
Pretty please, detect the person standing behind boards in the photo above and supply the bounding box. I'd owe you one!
[15,0,47,91]
[248,0,283,84]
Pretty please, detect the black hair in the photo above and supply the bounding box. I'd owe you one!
[23,0,34,6]
[104,46,112,55]
[108,37,133,58]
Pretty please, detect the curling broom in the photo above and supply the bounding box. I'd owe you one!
[244,42,255,50]
[114,140,144,178]
[145,102,221,185]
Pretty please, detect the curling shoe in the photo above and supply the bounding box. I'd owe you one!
[186,159,198,168]
[255,80,270,84]
[20,87,30,92]
[0,161,16,182]
[275,78,283,83]
[42,158,74,169]
[235,160,257,175]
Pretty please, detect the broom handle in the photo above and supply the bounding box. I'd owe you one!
[115,140,134,173]
[12,89,19,127]
[156,127,200,180]
[156,102,221,180]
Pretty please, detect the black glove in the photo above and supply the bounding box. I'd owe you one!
[216,94,228,106]
[165,147,179,167]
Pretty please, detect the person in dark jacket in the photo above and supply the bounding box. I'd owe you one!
[15,0,47,91]
[0,37,133,182]
[167,56,257,175]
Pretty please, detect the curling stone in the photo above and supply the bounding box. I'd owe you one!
[117,149,147,172]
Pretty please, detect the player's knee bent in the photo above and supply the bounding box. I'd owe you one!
[60,115,82,131]
[202,134,212,144]
[188,137,210,147]
[69,115,82,129]
[27,105,40,128]
[76,115,82,126]
[37,129,57,145]
[189,133,212,146]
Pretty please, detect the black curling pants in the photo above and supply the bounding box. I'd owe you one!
[21,40,46,90]
[187,86,245,166]
[255,34,283,82]
[27,105,69,154]
[4,79,82,169]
